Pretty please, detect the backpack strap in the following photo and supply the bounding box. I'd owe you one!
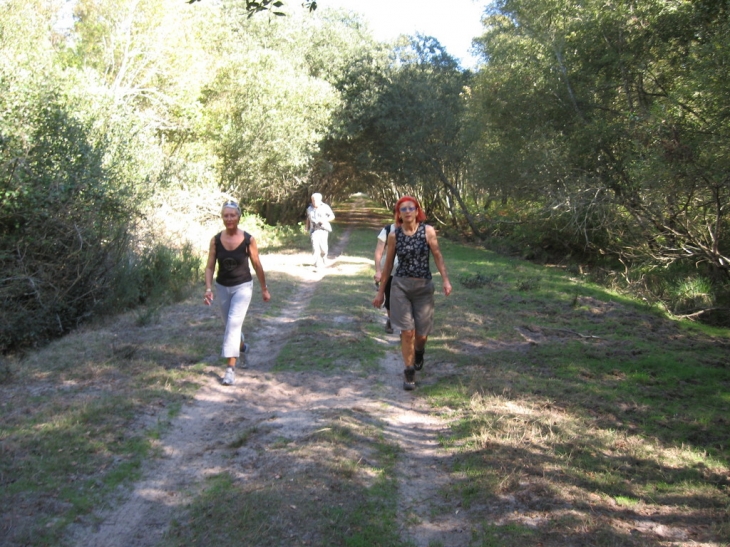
[243,231,251,256]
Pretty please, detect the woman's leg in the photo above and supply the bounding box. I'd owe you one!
[400,329,416,390]
[390,277,419,390]
[218,282,254,367]
[411,280,435,370]
[400,329,415,367]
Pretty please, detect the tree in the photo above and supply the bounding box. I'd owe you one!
[200,3,383,222]
[324,35,479,232]
[472,0,730,274]
[186,0,317,17]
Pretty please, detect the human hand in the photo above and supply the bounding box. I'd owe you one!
[204,290,214,305]
[443,280,452,297]
[374,272,382,283]
[372,293,384,309]
[262,287,271,302]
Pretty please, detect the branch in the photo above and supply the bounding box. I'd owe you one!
[670,308,730,320]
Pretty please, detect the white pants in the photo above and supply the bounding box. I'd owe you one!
[216,281,253,358]
[311,229,329,268]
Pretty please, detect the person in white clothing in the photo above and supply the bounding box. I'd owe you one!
[305,193,335,270]
[374,217,399,334]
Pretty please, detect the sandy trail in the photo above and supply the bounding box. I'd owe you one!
[68,212,468,547]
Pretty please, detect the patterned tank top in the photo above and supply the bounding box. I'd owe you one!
[394,223,432,280]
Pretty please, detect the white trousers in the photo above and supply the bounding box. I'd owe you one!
[216,281,253,358]
[311,229,329,267]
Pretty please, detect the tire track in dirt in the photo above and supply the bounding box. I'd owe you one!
[67,228,353,547]
[67,198,469,546]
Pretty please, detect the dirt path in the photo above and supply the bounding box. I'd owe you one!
[68,205,469,547]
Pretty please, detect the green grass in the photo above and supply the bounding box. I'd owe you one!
[0,387,179,544]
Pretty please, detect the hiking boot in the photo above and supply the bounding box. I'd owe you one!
[222,366,235,386]
[414,349,425,371]
[403,366,416,391]
[385,319,394,334]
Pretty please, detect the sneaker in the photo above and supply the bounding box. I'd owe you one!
[414,349,424,371]
[403,366,416,391]
[385,320,394,334]
[222,367,235,385]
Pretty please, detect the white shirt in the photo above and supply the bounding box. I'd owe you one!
[306,203,335,233]
[377,223,399,274]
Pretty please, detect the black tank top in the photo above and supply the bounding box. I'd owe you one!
[214,231,252,286]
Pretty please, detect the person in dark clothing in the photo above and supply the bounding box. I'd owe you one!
[374,216,398,334]
[204,200,270,385]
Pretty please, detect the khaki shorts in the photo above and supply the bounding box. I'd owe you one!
[390,276,435,335]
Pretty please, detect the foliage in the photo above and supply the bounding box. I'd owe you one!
[103,242,202,317]
[0,82,135,351]
[324,35,479,232]
[471,0,730,282]
[174,2,380,223]
[187,0,318,17]
[0,1,203,351]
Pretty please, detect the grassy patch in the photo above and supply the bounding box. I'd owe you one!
[162,412,407,547]
[0,293,234,545]
[420,239,730,545]
[274,227,389,374]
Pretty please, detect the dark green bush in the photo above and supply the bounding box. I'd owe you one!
[0,90,149,352]
[459,272,497,289]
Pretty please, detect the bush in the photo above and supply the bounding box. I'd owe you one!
[103,242,202,315]
[668,276,715,315]
[0,91,141,352]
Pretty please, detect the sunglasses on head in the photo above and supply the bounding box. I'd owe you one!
[399,206,416,213]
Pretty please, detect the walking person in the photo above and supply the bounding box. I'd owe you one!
[373,214,398,334]
[305,192,335,270]
[204,200,271,385]
[372,196,452,390]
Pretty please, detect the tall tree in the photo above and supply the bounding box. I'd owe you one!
[472,0,730,273]
[325,35,478,231]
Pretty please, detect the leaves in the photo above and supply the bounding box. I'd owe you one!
[471,0,730,274]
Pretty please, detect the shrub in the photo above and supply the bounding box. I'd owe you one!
[668,276,715,315]
[0,90,142,351]
[103,242,202,314]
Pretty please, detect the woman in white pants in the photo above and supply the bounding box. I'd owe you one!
[204,200,271,385]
